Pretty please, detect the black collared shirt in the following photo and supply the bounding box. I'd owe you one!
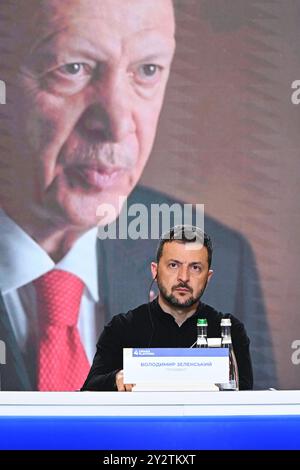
[82,299,253,391]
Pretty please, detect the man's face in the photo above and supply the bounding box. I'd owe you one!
[151,241,213,309]
[7,0,175,229]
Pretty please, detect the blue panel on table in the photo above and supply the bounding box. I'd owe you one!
[0,416,300,450]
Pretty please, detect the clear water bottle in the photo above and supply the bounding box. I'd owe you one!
[219,318,239,390]
[196,318,208,348]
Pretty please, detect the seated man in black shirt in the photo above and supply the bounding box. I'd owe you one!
[82,225,253,391]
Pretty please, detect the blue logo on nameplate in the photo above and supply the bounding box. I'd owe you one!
[132,348,228,357]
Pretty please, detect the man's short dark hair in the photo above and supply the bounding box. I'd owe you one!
[156,225,213,269]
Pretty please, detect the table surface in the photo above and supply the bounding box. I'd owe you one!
[0,391,300,450]
[0,390,300,416]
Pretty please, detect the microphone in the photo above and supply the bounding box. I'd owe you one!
[148,275,157,302]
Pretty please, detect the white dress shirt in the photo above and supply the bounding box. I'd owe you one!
[0,209,104,384]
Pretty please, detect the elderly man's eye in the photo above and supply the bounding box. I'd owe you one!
[57,63,90,76]
[136,64,162,82]
[62,63,82,75]
[41,62,95,94]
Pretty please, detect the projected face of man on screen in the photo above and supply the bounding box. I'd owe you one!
[2,0,175,260]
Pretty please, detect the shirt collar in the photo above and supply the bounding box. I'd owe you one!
[56,227,99,302]
[0,210,99,301]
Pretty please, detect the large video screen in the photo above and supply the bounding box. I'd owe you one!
[0,0,299,391]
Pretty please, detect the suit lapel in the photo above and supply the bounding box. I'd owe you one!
[0,294,32,390]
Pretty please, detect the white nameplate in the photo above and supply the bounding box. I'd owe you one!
[123,348,229,385]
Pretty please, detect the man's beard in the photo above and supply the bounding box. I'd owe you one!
[157,276,208,310]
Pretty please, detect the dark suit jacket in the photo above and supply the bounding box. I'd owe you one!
[0,186,276,390]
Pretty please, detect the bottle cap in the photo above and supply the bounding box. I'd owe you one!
[197,318,207,326]
[221,318,231,326]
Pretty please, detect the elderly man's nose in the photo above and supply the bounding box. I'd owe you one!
[83,80,135,142]
[81,107,109,140]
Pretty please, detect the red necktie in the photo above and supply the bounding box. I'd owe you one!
[33,270,90,391]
